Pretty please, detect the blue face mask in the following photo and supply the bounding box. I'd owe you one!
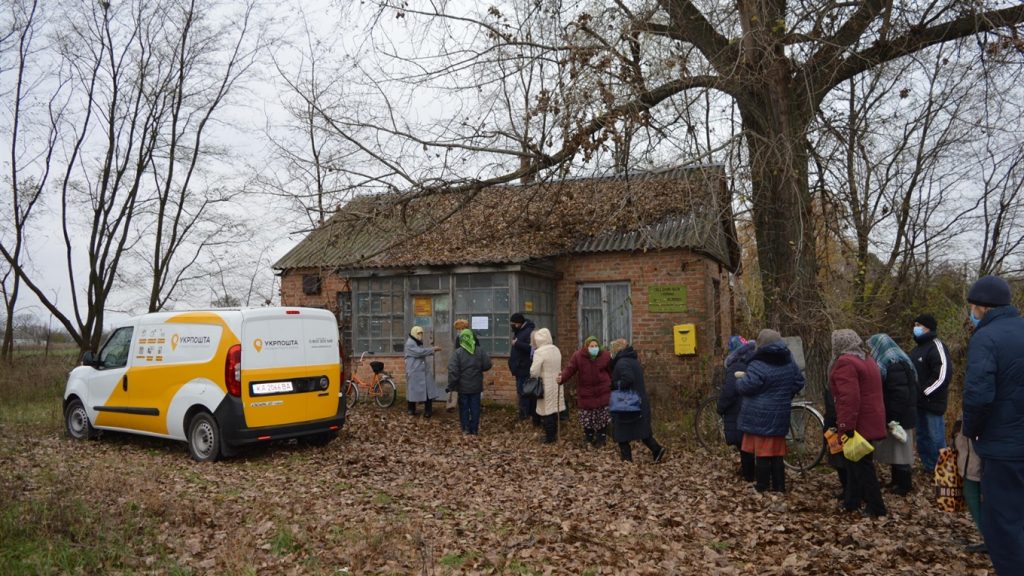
[912,326,925,338]
[969,310,981,328]
[588,347,600,358]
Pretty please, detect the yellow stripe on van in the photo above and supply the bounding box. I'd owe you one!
[243,364,340,428]
[97,313,240,435]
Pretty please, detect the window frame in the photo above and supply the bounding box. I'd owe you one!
[577,281,632,347]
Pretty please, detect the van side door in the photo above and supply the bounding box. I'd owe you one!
[87,326,137,430]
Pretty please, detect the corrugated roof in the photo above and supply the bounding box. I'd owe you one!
[274,164,738,272]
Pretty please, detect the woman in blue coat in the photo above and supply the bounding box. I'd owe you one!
[736,329,805,492]
[718,336,756,481]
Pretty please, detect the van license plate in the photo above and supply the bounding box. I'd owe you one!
[252,381,293,395]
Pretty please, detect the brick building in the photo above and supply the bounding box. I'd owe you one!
[274,165,739,406]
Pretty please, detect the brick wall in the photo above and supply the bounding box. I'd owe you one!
[279,251,733,408]
[552,249,732,406]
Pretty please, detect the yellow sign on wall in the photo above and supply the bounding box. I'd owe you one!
[524,301,534,312]
[414,297,432,317]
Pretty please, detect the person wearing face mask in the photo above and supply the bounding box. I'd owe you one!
[909,313,952,473]
[557,336,612,448]
[962,275,1024,575]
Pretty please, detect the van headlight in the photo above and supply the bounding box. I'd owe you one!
[318,377,329,390]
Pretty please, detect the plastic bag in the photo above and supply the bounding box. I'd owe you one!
[841,430,874,462]
[887,420,908,444]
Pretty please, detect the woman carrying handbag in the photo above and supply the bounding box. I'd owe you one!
[608,339,666,463]
[529,328,564,444]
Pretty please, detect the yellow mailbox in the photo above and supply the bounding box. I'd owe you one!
[673,324,696,355]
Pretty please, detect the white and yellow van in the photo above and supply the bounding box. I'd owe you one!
[62,307,345,461]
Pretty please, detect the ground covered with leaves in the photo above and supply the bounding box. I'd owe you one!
[1,404,994,575]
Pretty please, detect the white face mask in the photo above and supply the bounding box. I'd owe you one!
[588,347,600,357]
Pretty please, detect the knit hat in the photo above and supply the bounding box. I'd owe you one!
[608,338,628,358]
[755,329,782,349]
[410,326,424,339]
[831,329,864,359]
[510,313,526,324]
[967,275,1012,308]
[728,335,749,352]
[913,314,937,332]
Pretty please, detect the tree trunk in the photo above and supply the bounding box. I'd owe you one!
[739,82,829,398]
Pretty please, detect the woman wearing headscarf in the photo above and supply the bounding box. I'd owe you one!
[866,333,918,496]
[829,329,887,517]
[447,328,492,434]
[404,326,441,417]
[718,335,757,481]
[736,329,805,492]
[608,338,666,462]
[530,328,565,444]
[558,336,612,447]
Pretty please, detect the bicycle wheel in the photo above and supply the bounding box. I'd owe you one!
[373,376,397,408]
[344,380,359,410]
[694,396,726,452]
[784,402,826,472]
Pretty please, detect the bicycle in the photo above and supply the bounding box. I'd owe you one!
[694,391,827,472]
[343,352,397,409]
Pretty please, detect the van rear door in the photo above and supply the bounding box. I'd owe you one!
[240,309,339,428]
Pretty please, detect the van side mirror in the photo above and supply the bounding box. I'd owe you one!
[82,351,98,367]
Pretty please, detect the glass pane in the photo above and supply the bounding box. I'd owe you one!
[393,295,404,315]
[356,293,370,314]
[494,289,509,312]
[493,315,510,336]
[581,287,602,308]
[455,289,471,313]
[473,290,494,313]
[391,319,404,340]
[472,273,493,287]
[455,274,471,288]
[492,273,509,286]
[607,283,631,342]
[355,339,370,353]
[581,309,603,342]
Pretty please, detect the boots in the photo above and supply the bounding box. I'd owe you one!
[584,428,595,446]
[740,450,756,482]
[594,426,607,448]
[619,442,633,462]
[755,458,772,492]
[890,465,913,495]
[770,456,786,492]
[541,414,557,444]
[423,401,432,419]
[407,401,417,416]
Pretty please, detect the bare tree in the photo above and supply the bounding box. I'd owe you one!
[300,0,1024,383]
[0,0,266,353]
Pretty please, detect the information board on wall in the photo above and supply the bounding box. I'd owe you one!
[648,284,687,313]
[414,297,432,317]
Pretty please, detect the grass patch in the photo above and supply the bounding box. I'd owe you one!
[0,353,76,430]
[271,526,302,556]
[440,550,480,568]
[372,491,393,506]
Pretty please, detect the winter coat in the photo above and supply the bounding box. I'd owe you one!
[736,342,805,438]
[447,345,492,395]
[881,361,918,430]
[508,320,535,378]
[962,305,1024,461]
[559,347,611,410]
[404,337,442,402]
[911,332,952,415]
[829,354,887,441]
[609,346,653,442]
[529,328,565,417]
[718,341,756,446]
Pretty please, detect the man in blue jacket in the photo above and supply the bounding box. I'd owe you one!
[962,275,1024,575]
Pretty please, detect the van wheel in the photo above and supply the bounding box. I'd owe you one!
[187,412,222,462]
[64,399,97,440]
[299,431,337,447]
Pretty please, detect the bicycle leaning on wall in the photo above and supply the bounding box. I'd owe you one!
[343,352,398,409]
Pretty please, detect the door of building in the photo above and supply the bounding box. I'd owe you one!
[412,293,452,396]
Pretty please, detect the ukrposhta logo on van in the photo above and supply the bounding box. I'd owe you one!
[136,325,221,365]
[252,337,301,352]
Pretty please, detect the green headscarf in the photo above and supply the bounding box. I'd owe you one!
[459,328,475,354]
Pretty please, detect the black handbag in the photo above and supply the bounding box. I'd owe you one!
[522,376,544,399]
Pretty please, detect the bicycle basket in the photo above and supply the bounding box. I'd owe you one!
[370,361,385,374]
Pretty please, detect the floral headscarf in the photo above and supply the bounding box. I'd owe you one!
[867,333,914,380]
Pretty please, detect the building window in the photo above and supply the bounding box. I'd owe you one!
[302,274,322,295]
[353,278,406,354]
[518,274,555,343]
[454,273,510,355]
[578,282,631,346]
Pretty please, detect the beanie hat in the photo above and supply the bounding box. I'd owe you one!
[913,314,937,332]
[410,326,424,339]
[510,313,526,324]
[967,275,1012,308]
[755,329,782,349]
[728,335,748,352]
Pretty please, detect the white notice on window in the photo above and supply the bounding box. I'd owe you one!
[471,316,489,330]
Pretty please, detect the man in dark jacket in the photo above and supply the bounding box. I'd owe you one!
[910,313,952,472]
[508,313,538,424]
[962,275,1024,575]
